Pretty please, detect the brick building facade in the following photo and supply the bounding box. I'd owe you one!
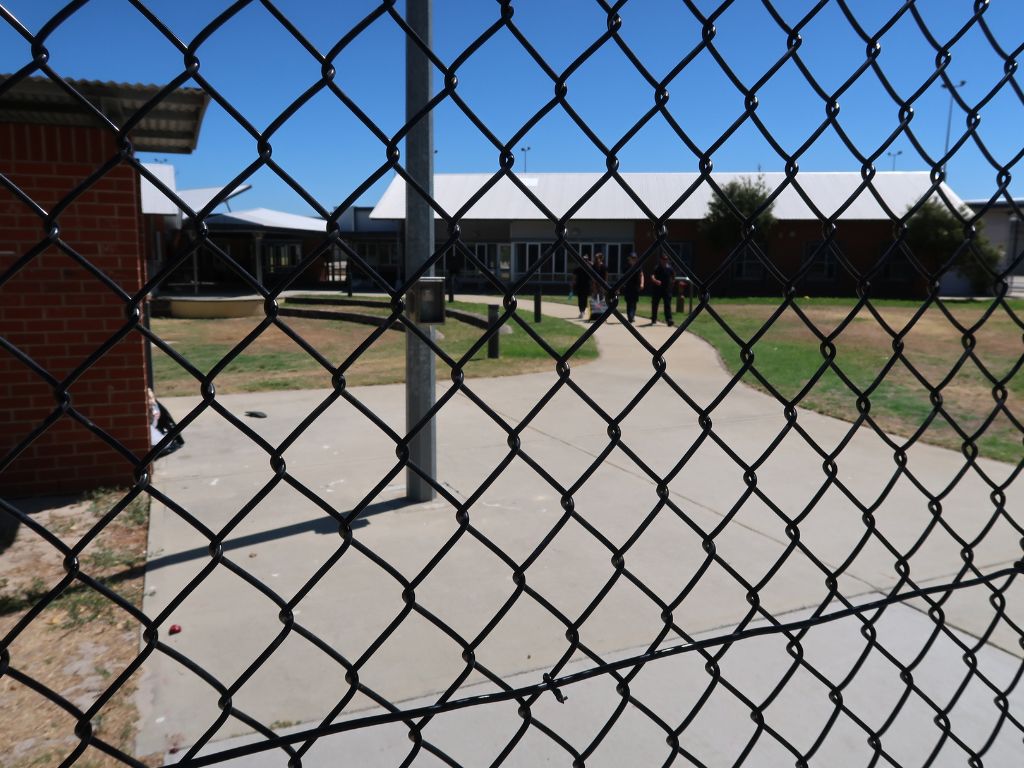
[0,76,207,496]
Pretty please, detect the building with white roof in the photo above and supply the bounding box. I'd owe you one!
[962,198,1024,296]
[140,163,400,293]
[371,171,971,297]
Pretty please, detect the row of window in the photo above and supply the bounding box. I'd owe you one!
[443,241,693,278]
[228,238,913,283]
[734,242,911,282]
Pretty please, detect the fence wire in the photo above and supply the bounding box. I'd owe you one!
[1,1,1023,767]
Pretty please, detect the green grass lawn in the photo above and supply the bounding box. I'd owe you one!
[151,299,595,396]
[675,297,1023,464]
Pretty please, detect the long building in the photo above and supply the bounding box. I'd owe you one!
[370,171,972,298]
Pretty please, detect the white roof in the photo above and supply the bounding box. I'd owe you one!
[140,163,252,215]
[370,172,965,222]
[139,162,178,215]
[205,207,327,233]
[178,184,251,212]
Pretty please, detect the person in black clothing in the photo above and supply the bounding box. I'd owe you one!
[623,252,644,323]
[571,255,592,319]
[650,252,675,326]
[592,252,609,302]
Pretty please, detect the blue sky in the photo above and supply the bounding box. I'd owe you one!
[2,0,1022,214]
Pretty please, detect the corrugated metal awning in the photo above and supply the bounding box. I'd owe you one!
[0,74,208,153]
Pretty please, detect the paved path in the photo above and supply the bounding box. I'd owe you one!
[137,299,1023,764]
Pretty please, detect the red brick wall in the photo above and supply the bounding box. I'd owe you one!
[633,218,923,298]
[0,123,150,496]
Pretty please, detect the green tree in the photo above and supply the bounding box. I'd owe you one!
[904,200,1001,293]
[701,175,777,250]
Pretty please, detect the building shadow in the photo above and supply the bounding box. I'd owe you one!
[0,495,79,555]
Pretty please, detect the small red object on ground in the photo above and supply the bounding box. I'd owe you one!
[169,624,182,635]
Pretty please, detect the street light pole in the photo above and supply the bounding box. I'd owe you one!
[405,0,436,502]
[886,150,902,171]
[941,79,966,175]
[520,145,531,173]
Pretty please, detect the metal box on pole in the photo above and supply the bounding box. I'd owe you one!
[408,277,446,325]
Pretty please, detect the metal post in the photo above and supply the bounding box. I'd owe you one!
[488,305,500,359]
[143,297,155,390]
[534,285,542,323]
[405,0,436,502]
[253,234,264,287]
[1010,214,1021,276]
[942,79,965,175]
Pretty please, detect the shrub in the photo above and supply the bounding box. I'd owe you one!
[701,175,777,250]
[904,200,1002,293]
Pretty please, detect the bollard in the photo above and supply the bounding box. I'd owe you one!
[448,273,455,303]
[676,278,692,315]
[534,286,542,323]
[488,304,500,359]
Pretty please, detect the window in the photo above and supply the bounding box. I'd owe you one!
[354,241,399,267]
[802,241,839,281]
[880,248,912,282]
[467,242,492,273]
[553,244,567,275]
[514,242,544,276]
[268,242,300,271]
[567,242,635,277]
[735,245,764,281]
[605,244,620,275]
[663,242,694,272]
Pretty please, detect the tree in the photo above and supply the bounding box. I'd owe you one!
[904,200,1001,294]
[701,175,777,251]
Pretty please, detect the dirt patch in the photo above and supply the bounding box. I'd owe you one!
[1,490,159,767]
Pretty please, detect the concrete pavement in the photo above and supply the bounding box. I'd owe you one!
[136,298,1024,764]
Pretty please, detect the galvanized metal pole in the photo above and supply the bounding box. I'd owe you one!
[405,0,436,502]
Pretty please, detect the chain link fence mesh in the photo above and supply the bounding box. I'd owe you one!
[1,1,1023,766]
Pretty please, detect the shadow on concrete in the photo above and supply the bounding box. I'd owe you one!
[0,494,417,615]
[141,496,414,574]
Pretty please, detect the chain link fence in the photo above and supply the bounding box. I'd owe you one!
[1,1,1023,766]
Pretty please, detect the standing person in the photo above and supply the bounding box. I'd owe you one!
[623,252,644,323]
[650,251,675,326]
[592,252,609,302]
[571,254,592,320]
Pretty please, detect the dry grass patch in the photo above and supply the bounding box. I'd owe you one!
[151,303,595,397]
[688,299,1024,464]
[1,490,156,767]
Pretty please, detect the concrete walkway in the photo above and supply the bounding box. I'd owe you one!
[136,299,1024,764]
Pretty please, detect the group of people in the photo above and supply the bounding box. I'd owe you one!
[571,251,677,326]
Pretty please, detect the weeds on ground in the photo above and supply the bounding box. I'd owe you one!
[1,489,154,767]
